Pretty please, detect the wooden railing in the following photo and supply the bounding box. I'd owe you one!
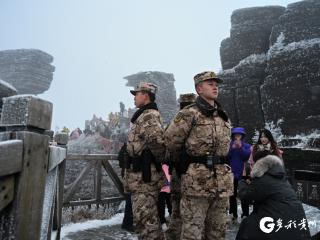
[0,95,59,240]
[42,136,67,240]
[0,95,67,240]
[0,95,125,240]
[63,154,124,207]
[0,139,23,212]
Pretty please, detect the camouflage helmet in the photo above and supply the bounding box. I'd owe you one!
[178,93,197,103]
[130,82,158,95]
[194,71,223,85]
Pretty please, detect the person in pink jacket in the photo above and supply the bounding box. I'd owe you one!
[157,164,172,231]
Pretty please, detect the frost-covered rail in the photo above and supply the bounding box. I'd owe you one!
[63,153,124,208]
[0,95,67,240]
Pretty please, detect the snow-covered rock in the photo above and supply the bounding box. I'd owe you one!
[0,49,55,94]
[262,33,320,136]
[220,6,285,70]
[219,0,320,139]
[270,0,320,45]
[0,79,18,119]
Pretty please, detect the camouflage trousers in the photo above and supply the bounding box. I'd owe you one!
[180,195,228,240]
[166,172,182,240]
[131,191,164,240]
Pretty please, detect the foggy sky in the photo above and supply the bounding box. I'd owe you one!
[1,0,295,131]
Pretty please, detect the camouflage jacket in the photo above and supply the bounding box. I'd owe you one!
[127,108,165,160]
[125,107,165,193]
[165,100,233,198]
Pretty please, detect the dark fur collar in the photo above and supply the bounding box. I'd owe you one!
[195,96,229,122]
[251,155,284,178]
[130,102,158,123]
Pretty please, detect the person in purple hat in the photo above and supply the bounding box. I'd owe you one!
[228,127,251,220]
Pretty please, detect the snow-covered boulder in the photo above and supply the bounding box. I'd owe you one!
[219,0,320,139]
[0,49,55,94]
[262,35,320,136]
[220,6,285,70]
[0,79,18,119]
[270,0,320,45]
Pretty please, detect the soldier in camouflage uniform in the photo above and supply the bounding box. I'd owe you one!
[165,71,233,240]
[124,82,165,240]
[166,93,197,240]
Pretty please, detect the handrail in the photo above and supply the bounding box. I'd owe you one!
[63,153,124,209]
[66,154,118,161]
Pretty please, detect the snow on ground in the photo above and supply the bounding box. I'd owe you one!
[56,203,320,239]
[59,213,125,239]
[303,204,320,237]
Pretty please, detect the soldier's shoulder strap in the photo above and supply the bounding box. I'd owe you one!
[184,102,196,109]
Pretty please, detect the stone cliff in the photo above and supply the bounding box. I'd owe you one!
[218,0,320,139]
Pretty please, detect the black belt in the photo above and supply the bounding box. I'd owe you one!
[188,155,225,173]
[189,155,224,165]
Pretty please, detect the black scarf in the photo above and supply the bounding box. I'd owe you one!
[131,102,158,123]
[196,96,229,122]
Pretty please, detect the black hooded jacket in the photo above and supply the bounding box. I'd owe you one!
[236,155,311,240]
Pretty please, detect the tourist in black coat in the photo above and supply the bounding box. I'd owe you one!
[236,153,311,240]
